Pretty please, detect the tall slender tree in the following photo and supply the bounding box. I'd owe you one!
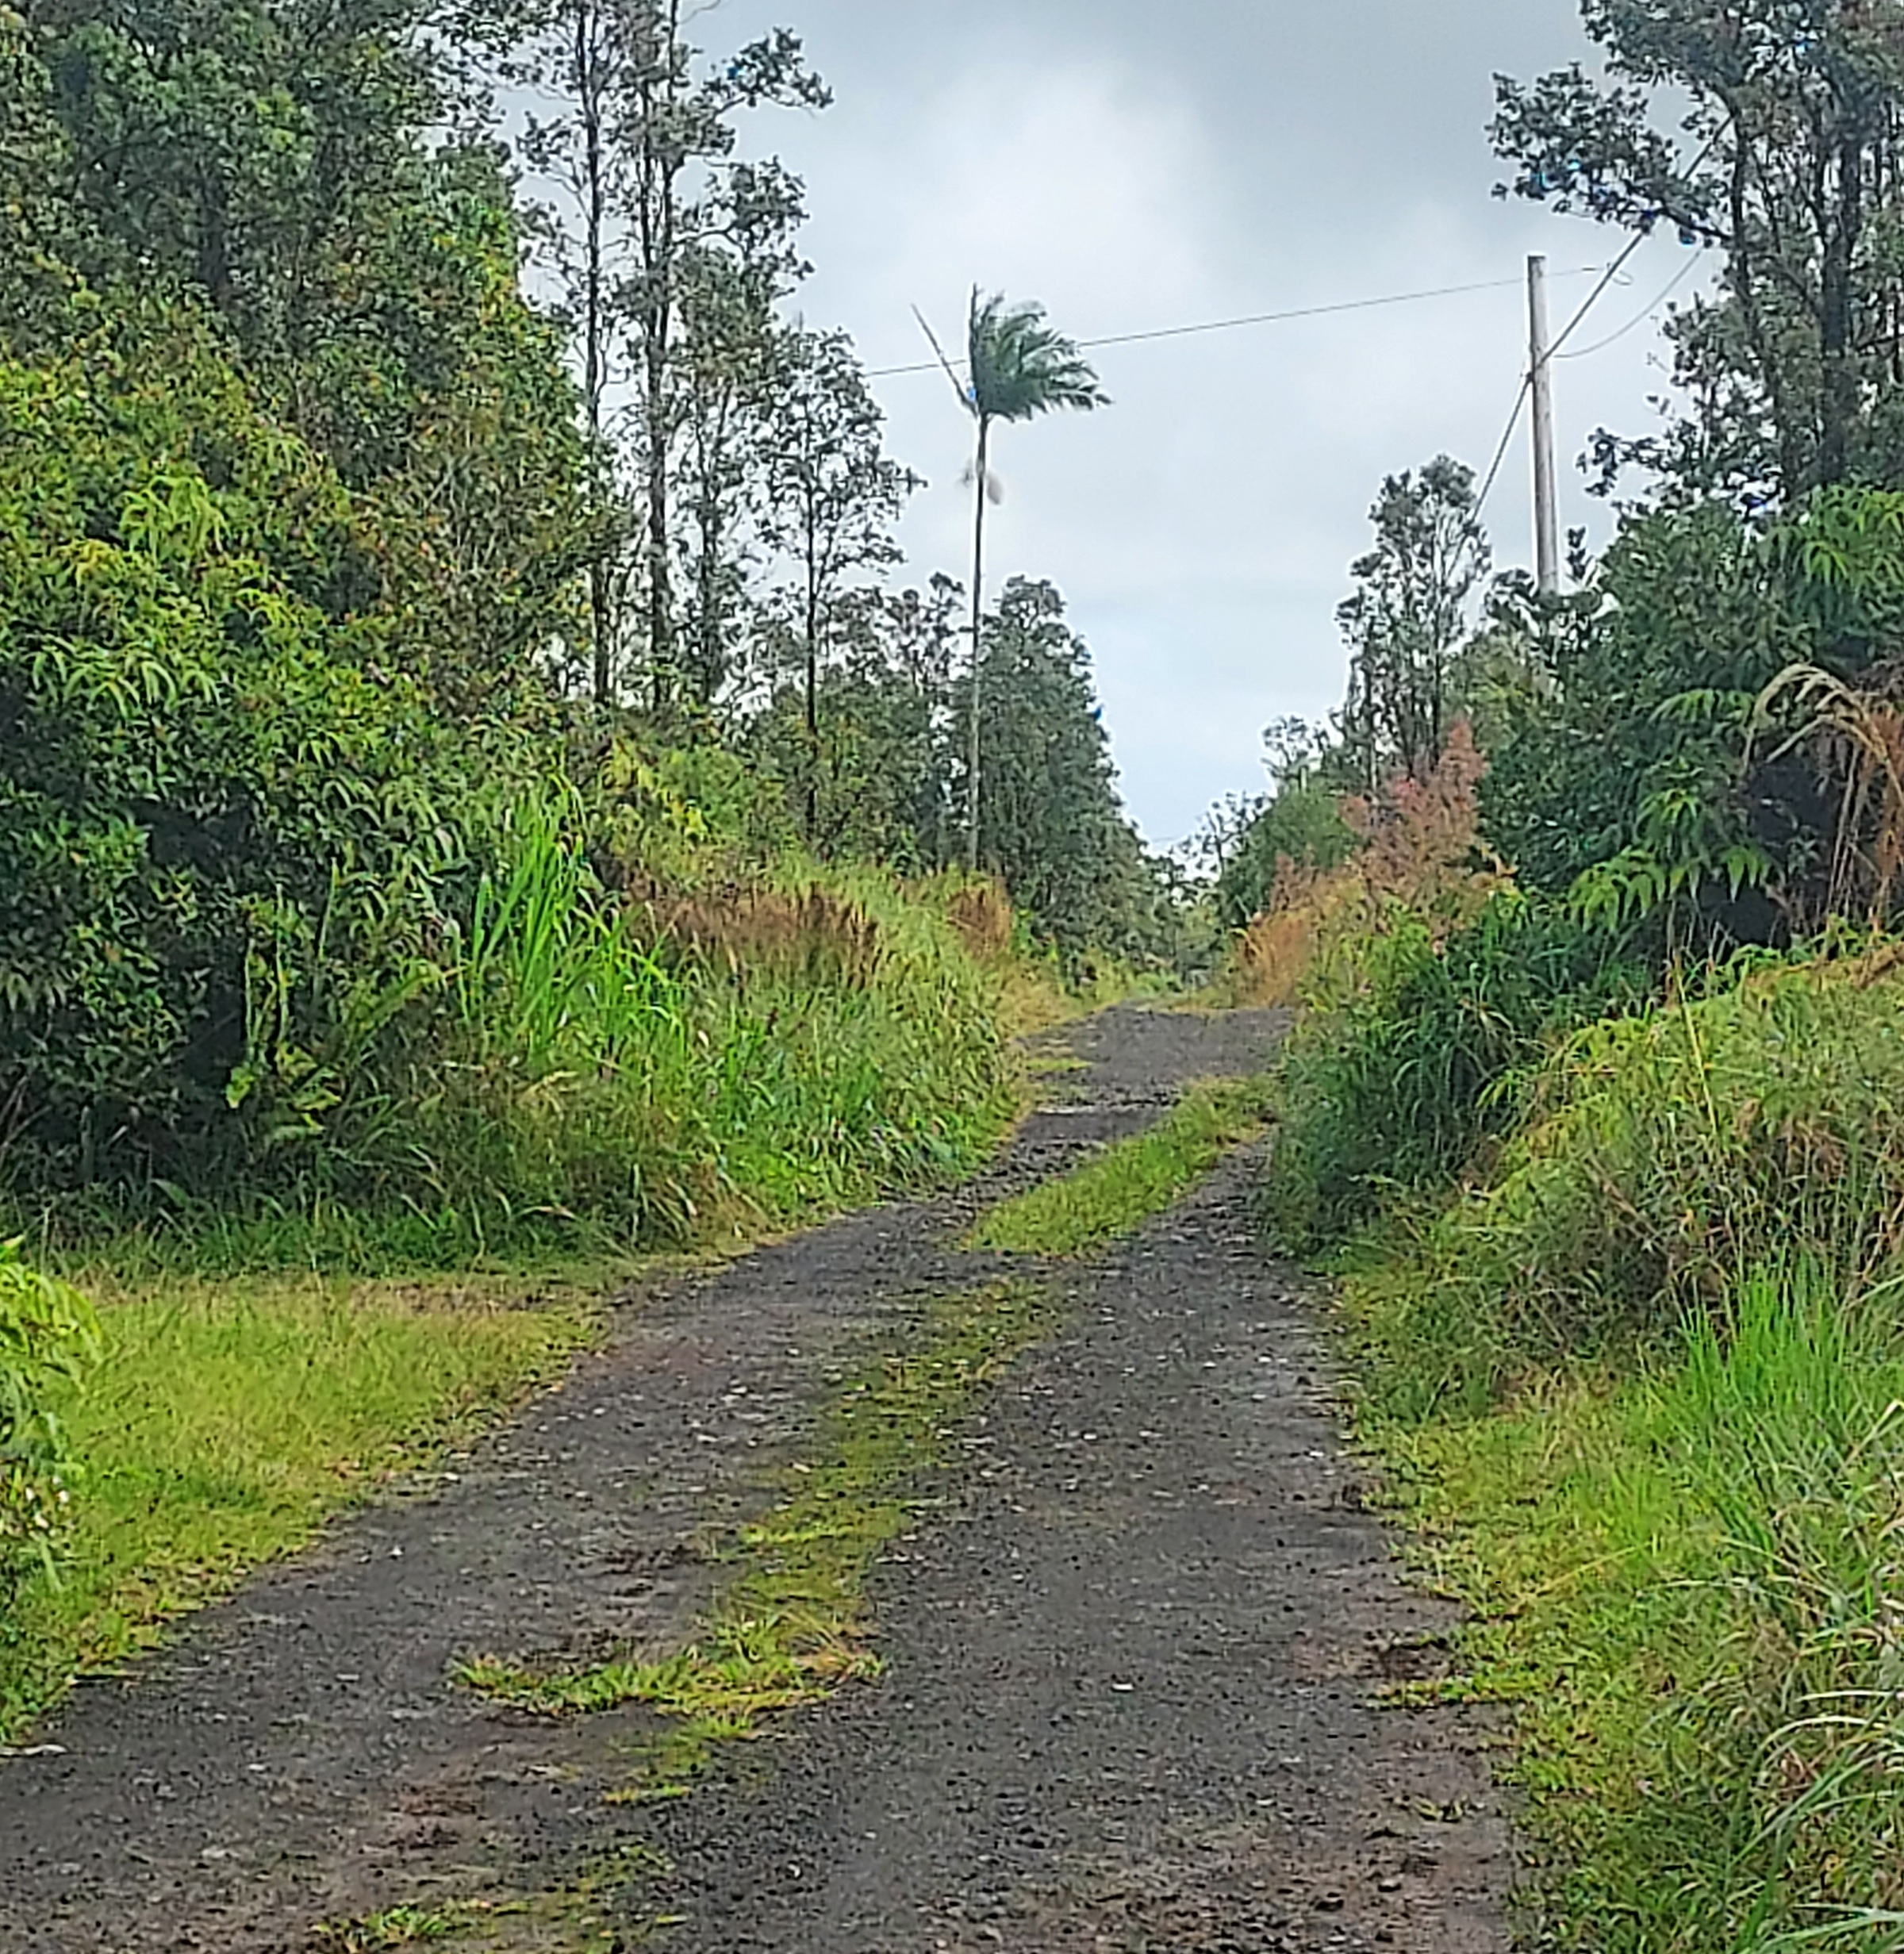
[928,291,1106,870]
[758,327,919,835]
[1336,457,1489,787]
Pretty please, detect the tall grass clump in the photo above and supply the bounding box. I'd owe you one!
[1264,892,1646,1250]
[1358,947,1904,1404]
[209,797,1023,1268]
[1372,1256,1904,1953]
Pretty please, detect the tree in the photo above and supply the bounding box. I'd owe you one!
[612,10,827,712]
[505,2,824,708]
[954,578,1157,957]
[0,6,82,342]
[11,0,594,711]
[1337,457,1490,786]
[508,0,646,704]
[674,159,816,705]
[931,291,1107,871]
[758,328,919,835]
[1211,720,1357,929]
[1492,0,1904,501]
[743,576,962,864]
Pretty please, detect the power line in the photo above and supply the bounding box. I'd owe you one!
[1476,229,1712,532]
[1472,373,1534,528]
[866,268,1605,378]
[1543,231,1652,367]
[1557,249,1706,360]
[1471,246,1637,535]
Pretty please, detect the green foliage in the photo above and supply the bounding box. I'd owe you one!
[1263,893,1647,1250]
[1213,777,1356,930]
[1362,1253,1904,1952]
[0,1269,589,1737]
[965,290,1111,425]
[1337,455,1491,787]
[966,1077,1269,1257]
[204,831,1019,1265]
[1493,0,1904,499]
[0,0,1153,1268]
[0,313,474,1180]
[1474,493,1904,942]
[959,578,1168,962]
[1380,950,1904,1390]
[0,1242,98,1608]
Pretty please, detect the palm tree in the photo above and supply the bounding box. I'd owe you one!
[933,291,1107,870]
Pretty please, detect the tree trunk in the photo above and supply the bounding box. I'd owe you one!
[1819,124,1866,488]
[582,0,613,706]
[636,4,681,716]
[966,417,989,873]
[646,317,673,711]
[805,515,821,842]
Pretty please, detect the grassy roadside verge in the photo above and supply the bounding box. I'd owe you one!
[0,1269,595,1741]
[1353,1255,1904,1952]
[965,1076,1269,1257]
[1294,957,1904,1952]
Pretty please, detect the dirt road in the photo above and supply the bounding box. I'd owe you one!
[0,1008,1512,1952]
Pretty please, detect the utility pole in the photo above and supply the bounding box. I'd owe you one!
[1527,253,1560,596]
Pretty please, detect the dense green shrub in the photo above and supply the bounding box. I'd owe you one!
[0,1242,98,1607]
[0,313,488,1184]
[1349,947,1904,1419]
[1480,491,1904,944]
[1263,893,1647,1249]
[1437,950,1904,1349]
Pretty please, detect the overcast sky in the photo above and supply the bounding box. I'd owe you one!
[701,0,1702,846]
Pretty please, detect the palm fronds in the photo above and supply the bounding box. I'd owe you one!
[965,290,1109,424]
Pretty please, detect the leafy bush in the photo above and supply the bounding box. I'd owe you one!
[1355,946,1904,1412]
[1264,893,1645,1249]
[0,311,483,1185]
[0,1242,98,1607]
[1480,490,1904,945]
[0,312,1021,1257]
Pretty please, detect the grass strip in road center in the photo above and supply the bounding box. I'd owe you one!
[964,1076,1269,1257]
[455,1277,1063,1801]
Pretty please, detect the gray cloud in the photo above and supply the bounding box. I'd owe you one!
[699,0,1704,842]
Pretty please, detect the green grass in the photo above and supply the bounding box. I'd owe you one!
[0,1270,593,1740]
[457,1278,1062,1801]
[965,1077,1269,1257]
[1278,948,1904,1946]
[1351,1254,1904,1948]
[311,1905,474,1951]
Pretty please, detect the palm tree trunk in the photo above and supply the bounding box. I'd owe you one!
[966,416,989,873]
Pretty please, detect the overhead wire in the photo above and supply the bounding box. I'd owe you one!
[1557,249,1706,360]
[1470,238,1650,529]
[1471,374,1534,528]
[866,269,1605,379]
